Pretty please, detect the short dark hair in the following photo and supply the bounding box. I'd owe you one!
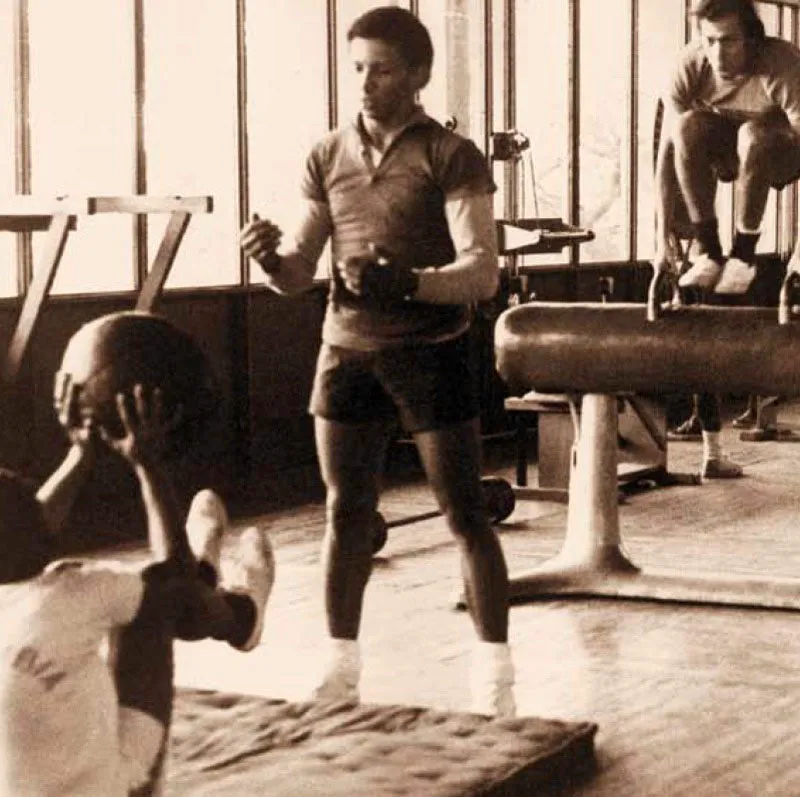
[347,6,434,72]
[0,469,52,584]
[691,0,766,42]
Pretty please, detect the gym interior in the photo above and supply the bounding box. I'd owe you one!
[3,1,800,794]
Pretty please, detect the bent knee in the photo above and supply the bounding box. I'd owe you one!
[737,117,793,164]
[672,109,719,148]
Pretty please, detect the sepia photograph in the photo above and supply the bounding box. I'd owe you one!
[1,1,800,794]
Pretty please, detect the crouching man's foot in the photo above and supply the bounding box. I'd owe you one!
[678,253,723,290]
[714,257,757,295]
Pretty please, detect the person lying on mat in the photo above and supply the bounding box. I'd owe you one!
[240,5,515,716]
[0,386,274,797]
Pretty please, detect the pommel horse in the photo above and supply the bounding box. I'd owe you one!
[490,266,800,610]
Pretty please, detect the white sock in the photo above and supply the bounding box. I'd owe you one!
[702,431,723,462]
[313,637,361,700]
[471,641,516,716]
[326,637,360,671]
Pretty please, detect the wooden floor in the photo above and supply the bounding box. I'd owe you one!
[172,402,800,796]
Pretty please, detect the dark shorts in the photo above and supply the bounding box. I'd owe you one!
[309,333,480,433]
[704,110,800,189]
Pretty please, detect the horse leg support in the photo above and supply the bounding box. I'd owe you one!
[504,394,800,610]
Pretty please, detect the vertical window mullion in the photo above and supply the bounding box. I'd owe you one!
[133,0,147,290]
[628,0,639,263]
[13,0,31,296]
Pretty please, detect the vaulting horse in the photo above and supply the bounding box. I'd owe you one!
[492,268,800,610]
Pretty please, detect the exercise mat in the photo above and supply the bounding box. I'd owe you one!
[167,689,597,796]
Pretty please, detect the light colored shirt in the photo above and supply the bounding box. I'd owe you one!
[667,36,800,132]
[0,559,144,796]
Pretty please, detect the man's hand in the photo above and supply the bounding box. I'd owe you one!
[335,244,419,306]
[99,384,182,468]
[239,214,283,274]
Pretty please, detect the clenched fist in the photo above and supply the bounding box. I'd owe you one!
[240,214,283,274]
[335,244,419,306]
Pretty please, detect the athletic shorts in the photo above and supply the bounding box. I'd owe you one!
[308,333,480,433]
[707,110,800,190]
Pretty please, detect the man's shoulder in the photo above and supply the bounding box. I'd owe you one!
[759,36,800,71]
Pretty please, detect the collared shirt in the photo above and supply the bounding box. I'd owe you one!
[667,36,800,133]
[297,109,496,350]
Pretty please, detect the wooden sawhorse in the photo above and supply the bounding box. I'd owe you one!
[1,194,213,385]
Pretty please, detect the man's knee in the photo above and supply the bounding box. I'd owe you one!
[672,109,719,152]
[737,118,781,164]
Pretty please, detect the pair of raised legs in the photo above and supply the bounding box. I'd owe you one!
[113,491,274,793]
[656,108,800,295]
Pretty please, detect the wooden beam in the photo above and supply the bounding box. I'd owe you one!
[135,211,192,312]
[0,196,94,216]
[91,195,213,214]
[0,216,77,232]
[3,214,73,383]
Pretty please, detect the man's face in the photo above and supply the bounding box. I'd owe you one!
[699,14,749,81]
[348,37,427,125]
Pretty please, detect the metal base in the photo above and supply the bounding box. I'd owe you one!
[506,553,800,610]
[455,546,800,611]
[454,393,800,614]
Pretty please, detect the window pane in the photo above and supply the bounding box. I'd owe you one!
[246,0,329,284]
[756,2,780,253]
[418,0,487,147]
[514,0,570,268]
[491,0,507,240]
[579,0,630,263]
[0,0,17,297]
[28,0,134,295]
[143,0,239,290]
[636,0,685,261]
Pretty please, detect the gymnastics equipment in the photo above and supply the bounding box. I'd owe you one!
[481,267,800,610]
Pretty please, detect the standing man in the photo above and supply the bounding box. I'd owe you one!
[652,0,800,478]
[240,6,515,716]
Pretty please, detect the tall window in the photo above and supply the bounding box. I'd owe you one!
[418,0,487,146]
[27,0,135,295]
[636,0,686,261]
[578,0,631,263]
[143,0,240,289]
[514,0,570,268]
[245,0,329,284]
[0,0,16,297]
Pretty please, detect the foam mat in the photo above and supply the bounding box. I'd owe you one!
[167,689,597,796]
